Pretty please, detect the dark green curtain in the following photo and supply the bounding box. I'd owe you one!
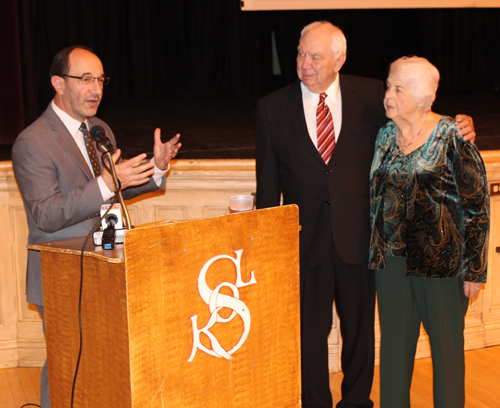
[12,1,500,124]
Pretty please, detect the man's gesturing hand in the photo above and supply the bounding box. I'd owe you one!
[101,149,155,192]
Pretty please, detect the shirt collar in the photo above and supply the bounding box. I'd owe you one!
[51,99,89,136]
[300,74,340,107]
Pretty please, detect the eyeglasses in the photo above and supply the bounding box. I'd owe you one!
[62,75,110,86]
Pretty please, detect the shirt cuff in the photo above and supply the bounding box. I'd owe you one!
[97,175,115,201]
[152,158,168,187]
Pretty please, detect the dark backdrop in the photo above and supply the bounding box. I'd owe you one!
[2,1,500,142]
[0,1,24,144]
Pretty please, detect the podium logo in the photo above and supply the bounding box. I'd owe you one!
[187,249,257,362]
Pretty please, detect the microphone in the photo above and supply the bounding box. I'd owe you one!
[102,213,118,250]
[90,128,133,231]
[89,125,115,152]
[92,204,128,247]
[105,213,119,228]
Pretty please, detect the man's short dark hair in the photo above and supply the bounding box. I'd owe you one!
[49,45,96,93]
[49,45,96,78]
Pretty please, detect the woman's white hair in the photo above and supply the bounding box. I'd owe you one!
[390,56,440,112]
[300,21,347,59]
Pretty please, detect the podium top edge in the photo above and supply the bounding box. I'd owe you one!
[27,205,300,261]
[27,237,124,263]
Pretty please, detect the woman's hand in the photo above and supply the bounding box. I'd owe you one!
[455,114,476,143]
[464,281,482,298]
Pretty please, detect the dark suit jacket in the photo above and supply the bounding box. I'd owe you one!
[12,103,165,306]
[256,75,386,267]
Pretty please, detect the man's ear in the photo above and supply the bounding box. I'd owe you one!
[335,53,347,73]
[51,75,64,95]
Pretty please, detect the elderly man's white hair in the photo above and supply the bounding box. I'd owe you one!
[389,56,440,113]
[300,21,347,59]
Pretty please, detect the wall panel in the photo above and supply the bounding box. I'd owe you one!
[1,156,499,371]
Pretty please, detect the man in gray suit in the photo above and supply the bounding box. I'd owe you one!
[12,45,181,408]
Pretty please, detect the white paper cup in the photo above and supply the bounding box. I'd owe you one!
[229,195,254,213]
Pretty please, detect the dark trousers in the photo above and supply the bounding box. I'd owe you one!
[37,305,51,408]
[300,241,376,408]
[376,256,469,408]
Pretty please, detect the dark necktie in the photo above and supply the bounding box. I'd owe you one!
[316,92,336,164]
[79,122,101,177]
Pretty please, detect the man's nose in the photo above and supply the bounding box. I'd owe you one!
[90,79,103,94]
[301,55,312,69]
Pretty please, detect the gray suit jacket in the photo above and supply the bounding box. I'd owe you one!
[12,103,165,306]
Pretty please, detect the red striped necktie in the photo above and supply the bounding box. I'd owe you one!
[316,92,336,164]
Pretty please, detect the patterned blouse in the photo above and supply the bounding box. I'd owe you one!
[369,116,489,282]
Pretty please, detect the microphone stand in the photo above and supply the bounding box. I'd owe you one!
[97,145,133,230]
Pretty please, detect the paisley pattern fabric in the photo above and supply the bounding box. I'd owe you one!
[369,116,489,282]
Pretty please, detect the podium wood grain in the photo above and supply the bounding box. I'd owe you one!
[35,205,302,407]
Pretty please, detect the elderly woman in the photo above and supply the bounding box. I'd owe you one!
[369,56,489,408]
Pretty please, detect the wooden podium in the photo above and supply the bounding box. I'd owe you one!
[30,205,301,408]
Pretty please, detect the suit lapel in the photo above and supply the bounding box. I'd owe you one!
[44,105,94,180]
[334,75,356,154]
[286,81,325,164]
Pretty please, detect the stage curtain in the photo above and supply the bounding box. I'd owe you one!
[16,1,500,124]
[17,0,273,123]
[270,8,500,93]
[0,0,24,144]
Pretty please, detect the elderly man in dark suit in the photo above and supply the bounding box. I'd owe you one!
[256,21,474,408]
[12,45,181,408]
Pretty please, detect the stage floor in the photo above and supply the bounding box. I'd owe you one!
[1,93,499,162]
